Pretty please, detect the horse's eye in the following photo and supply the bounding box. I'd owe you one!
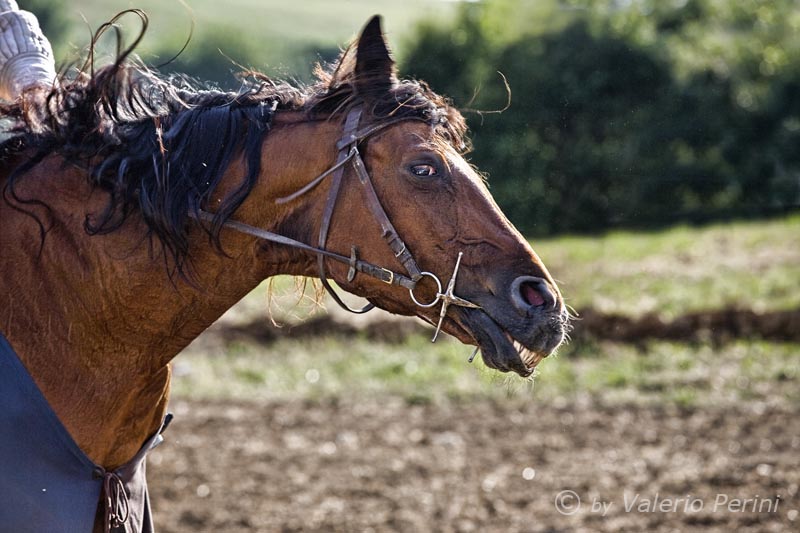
[410,164,438,177]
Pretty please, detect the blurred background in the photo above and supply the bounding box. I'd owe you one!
[27,1,799,531]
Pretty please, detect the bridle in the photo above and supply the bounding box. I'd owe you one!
[196,106,480,341]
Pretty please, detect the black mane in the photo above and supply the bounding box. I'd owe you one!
[0,22,467,278]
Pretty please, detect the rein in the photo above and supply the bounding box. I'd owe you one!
[196,106,480,341]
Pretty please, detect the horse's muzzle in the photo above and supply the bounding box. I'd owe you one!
[449,273,569,376]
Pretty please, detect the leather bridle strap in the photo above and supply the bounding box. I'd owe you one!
[193,210,417,290]
[316,107,374,313]
[310,107,425,312]
[349,147,422,281]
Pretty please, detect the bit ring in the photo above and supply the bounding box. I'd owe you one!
[409,271,442,308]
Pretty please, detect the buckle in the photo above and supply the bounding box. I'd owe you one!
[380,267,394,285]
[347,246,358,282]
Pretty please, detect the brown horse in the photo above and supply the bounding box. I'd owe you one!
[0,14,567,531]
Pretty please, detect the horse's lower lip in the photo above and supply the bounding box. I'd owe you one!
[453,308,549,377]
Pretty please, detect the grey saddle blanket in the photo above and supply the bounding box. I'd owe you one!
[0,332,169,532]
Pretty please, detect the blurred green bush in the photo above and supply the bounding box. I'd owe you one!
[402,0,800,235]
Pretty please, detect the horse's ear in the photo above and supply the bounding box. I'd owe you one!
[354,15,396,95]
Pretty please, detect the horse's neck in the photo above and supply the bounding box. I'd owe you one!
[0,123,327,467]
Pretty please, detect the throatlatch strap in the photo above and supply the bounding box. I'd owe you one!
[191,212,417,290]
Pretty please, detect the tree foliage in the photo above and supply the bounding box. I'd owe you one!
[402,0,800,234]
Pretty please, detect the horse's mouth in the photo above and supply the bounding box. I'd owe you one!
[449,307,565,377]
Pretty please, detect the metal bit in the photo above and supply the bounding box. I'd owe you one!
[431,252,481,342]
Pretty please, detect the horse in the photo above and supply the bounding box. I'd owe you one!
[0,13,568,532]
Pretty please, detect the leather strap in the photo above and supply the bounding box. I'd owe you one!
[349,148,422,282]
[311,106,424,312]
[192,211,417,290]
[316,108,374,313]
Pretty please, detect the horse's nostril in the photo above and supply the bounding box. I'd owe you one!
[520,282,545,307]
[511,276,556,312]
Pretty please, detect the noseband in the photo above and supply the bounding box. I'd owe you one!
[196,106,480,341]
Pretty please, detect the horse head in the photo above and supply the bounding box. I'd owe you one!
[229,17,569,376]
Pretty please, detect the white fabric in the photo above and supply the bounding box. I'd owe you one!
[0,2,56,100]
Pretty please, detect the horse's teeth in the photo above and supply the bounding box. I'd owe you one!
[511,338,546,370]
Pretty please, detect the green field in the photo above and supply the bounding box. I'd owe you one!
[172,215,800,408]
[534,214,800,318]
